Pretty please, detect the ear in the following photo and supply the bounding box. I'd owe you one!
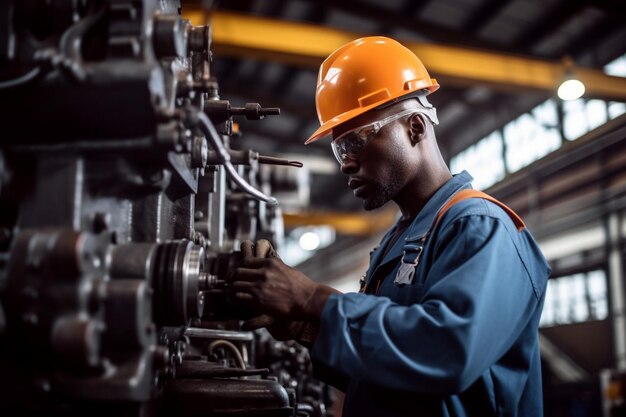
[408,113,426,145]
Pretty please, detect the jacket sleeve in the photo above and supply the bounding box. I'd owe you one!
[310,214,545,394]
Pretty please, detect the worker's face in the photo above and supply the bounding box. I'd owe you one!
[332,105,421,211]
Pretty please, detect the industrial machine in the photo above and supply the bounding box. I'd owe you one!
[0,1,331,415]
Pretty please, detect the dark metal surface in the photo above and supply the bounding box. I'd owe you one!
[0,1,333,416]
[163,377,293,416]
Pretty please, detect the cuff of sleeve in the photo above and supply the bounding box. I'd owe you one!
[303,284,339,320]
[310,292,342,363]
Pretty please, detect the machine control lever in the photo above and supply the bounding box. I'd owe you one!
[206,149,302,168]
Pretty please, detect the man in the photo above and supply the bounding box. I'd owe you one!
[231,37,550,417]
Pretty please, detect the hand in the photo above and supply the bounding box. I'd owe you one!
[236,239,290,329]
[236,240,323,345]
[240,239,279,259]
[231,240,338,321]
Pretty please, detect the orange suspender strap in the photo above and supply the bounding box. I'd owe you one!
[435,189,526,232]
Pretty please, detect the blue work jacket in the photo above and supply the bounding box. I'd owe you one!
[311,171,551,417]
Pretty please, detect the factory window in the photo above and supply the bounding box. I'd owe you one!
[562,98,609,141]
[450,130,505,190]
[540,270,608,328]
[504,99,561,173]
[605,53,626,120]
[449,53,626,187]
[605,53,626,78]
[608,101,626,119]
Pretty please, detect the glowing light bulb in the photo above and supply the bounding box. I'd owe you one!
[299,232,321,251]
[558,79,585,101]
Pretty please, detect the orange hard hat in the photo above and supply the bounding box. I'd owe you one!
[305,36,439,144]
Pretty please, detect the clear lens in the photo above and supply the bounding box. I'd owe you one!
[357,125,377,141]
[330,108,433,165]
[332,130,368,164]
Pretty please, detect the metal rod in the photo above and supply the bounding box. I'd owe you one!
[258,155,303,167]
[175,365,270,379]
[185,327,255,341]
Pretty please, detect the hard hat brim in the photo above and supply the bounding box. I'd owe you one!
[304,84,438,145]
[304,100,382,145]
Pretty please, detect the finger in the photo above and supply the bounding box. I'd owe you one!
[240,240,255,258]
[230,280,257,291]
[239,257,269,269]
[255,239,273,258]
[231,267,265,281]
[233,292,255,301]
[242,314,275,330]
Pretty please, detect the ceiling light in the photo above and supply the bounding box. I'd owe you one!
[299,231,321,251]
[558,56,585,101]
[558,78,585,101]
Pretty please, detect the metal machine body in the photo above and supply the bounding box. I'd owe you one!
[0,1,329,415]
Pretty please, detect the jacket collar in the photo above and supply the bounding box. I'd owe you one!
[405,170,474,241]
[371,171,474,268]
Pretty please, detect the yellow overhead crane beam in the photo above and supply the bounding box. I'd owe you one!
[282,208,398,236]
[185,9,626,101]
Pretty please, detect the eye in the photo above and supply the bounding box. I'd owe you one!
[357,125,376,140]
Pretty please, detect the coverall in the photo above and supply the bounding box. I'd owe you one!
[310,171,551,417]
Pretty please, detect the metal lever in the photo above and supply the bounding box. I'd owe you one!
[257,155,303,167]
[229,103,280,120]
[206,149,303,168]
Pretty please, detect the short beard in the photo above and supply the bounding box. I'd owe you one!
[362,178,402,211]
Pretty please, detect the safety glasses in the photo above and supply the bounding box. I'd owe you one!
[331,107,438,165]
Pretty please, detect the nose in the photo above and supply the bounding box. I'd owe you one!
[340,157,359,175]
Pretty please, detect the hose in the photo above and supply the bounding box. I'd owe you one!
[57,7,106,82]
[208,340,246,370]
[0,67,41,89]
[0,6,104,89]
[196,111,279,206]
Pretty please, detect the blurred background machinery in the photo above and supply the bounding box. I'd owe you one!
[0,1,331,416]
